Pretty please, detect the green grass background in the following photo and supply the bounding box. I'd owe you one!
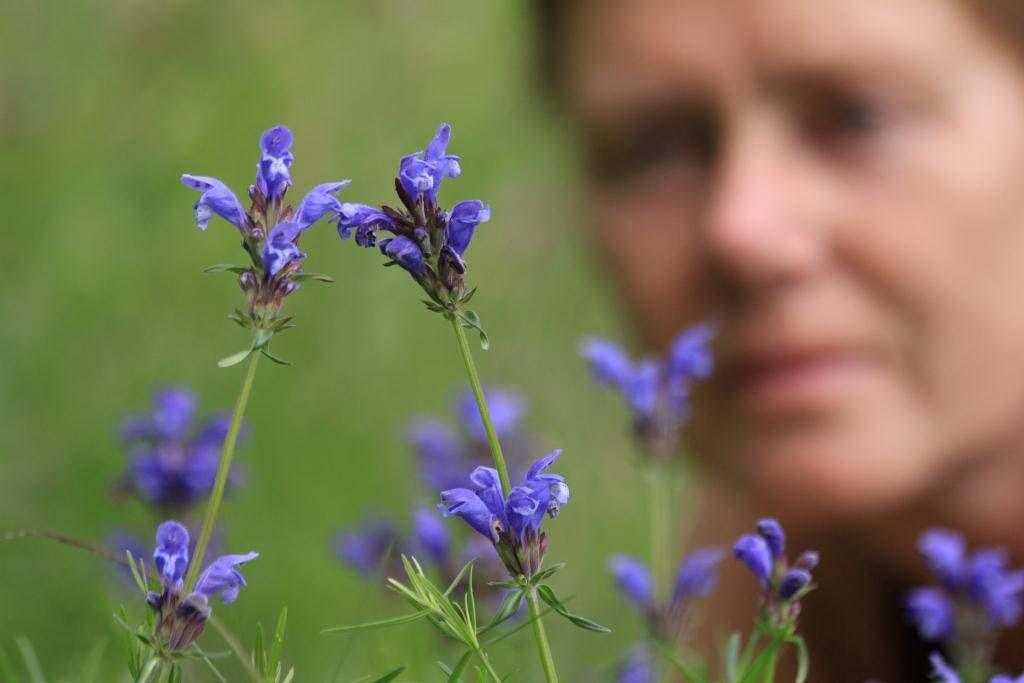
[0,2,659,679]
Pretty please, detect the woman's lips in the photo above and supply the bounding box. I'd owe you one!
[726,349,877,416]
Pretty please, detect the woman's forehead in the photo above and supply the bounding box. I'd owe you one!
[564,0,979,115]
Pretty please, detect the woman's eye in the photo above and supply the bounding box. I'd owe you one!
[589,113,718,185]
[801,92,886,147]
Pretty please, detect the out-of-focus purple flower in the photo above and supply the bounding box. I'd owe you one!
[907,588,955,641]
[928,653,961,683]
[673,548,723,602]
[411,506,450,566]
[120,387,246,510]
[454,387,525,442]
[756,518,786,560]
[616,643,655,683]
[256,125,294,201]
[180,175,248,231]
[335,517,399,577]
[579,324,715,445]
[439,450,569,577]
[408,387,529,492]
[920,528,966,587]
[991,674,1024,683]
[779,568,812,600]
[147,521,258,652]
[909,528,1024,643]
[734,535,772,584]
[609,555,654,608]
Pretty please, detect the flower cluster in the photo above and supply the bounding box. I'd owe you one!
[409,387,528,491]
[439,451,569,578]
[580,324,714,451]
[336,123,491,309]
[119,386,244,511]
[929,652,1024,683]
[182,125,344,351]
[146,521,257,652]
[907,529,1024,642]
[733,519,817,627]
[609,548,722,640]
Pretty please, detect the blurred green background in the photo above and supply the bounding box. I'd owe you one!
[0,1,658,680]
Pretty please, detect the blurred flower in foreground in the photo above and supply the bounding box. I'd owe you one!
[181,125,343,364]
[336,123,490,312]
[928,652,1024,683]
[615,642,655,683]
[609,547,722,640]
[408,386,528,492]
[439,450,569,578]
[118,385,246,512]
[147,521,257,652]
[733,518,817,628]
[580,323,714,453]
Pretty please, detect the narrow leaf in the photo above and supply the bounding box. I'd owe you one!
[125,549,149,596]
[14,636,45,683]
[370,666,406,683]
[260,348,292,365]
[536,585,611,633]
[217,348,252,368]
[447,650,475,683]
[444,559,477,597]
[789,636,810,683]
[529,563,566,584]
[724,632,741,683]
[321,610,430,634]
[269,606,288,673]
[292,273,335,283]
[478,590,524,634]
[204,264,250,274]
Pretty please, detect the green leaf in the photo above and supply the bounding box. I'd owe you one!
[125,549,149,596]
[444,559,477,597]
[459,310,490,350]
[478,590,524,635]
[204,264,250,274]
[292,272,335,283]
[535,585,611,633]
[369,666,406,683]
[15,635,46,683]
[228,311,251,329]
[789,636,810,683]
[269,606,288,675]
[321,610,430,635]
[136,657,161,683]
[724,632,741,683]
[191,645,228,683]
[529,563,566,584]
[465,566,478,630]
[446,650,475,683]
[260,348,292,365]
[217,348,252,368]
[485,579,519,589]
[460,287,478,305]
[253,623,266,673]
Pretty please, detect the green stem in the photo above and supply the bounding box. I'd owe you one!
[645,459,671,605]
[526,587,559,683]
[449,314,511,494]
[474,647,503,683]
[184,351,260,592]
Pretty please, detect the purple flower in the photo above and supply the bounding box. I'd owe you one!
[907,588,955,641]
[399,123,462,204]
[147,521,258,652]
[992,675,1024,683]
[734,534,772,584]
[672,548,723,602]
[411,506,450,566]
[928,653,961,683]
[256,125,294,201]
[909,528,1024,643]
[446,200,491,256]
[380,235,426,276]
[579,323,715,442]
[120,387,245,509]
[335,517,399,577]
[408,387,529,492]
[180,175,248,231]
[454,387,525,443]
[616,643,655,683]
[756,518,785,560]
[609,555,654,608]
[337,122,489,303]
[439,450,569,577]
[779,568,812,600]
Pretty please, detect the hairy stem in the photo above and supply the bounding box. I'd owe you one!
[450,314,511,495]
[526,587,559,683]
[185,351,260,592]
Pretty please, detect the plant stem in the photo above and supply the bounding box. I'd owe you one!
[449,314,512,495]
[525,587,559,683]
[645,459,671,604]
[184,351,260,592]
[474,647,504,683]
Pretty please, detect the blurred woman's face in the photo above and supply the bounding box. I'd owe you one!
[565,0,1024,521]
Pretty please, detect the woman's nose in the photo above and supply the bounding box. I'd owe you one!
[700,117,825,294]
